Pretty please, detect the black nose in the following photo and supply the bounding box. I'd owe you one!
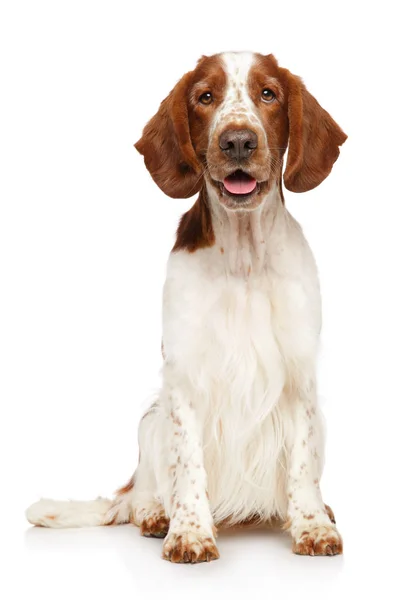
[219,129,258,160]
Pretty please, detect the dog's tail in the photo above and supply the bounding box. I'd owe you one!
[26,478,135,528]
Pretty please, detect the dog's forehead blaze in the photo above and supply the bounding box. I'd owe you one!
[219,52,257,112]
[221,51,255,81]
[191,51,281,88]
[203,53,259,137]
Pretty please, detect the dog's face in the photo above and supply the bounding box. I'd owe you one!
[189,53,287,211]
[135,52,347,210]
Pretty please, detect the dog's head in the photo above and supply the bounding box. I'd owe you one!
[135,52,347,210]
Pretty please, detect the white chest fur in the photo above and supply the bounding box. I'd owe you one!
[161,192,321,522]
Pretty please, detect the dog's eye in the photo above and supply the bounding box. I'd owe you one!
[199,92,213,105]
[261,89,276,103]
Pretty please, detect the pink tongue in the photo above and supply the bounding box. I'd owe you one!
[223,174,257,195]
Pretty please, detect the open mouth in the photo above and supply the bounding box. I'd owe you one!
[220,170,259,199]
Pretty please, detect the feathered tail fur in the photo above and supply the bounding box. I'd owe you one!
[26,478,135,528]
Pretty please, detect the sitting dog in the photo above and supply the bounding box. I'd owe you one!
[27,52,347,563]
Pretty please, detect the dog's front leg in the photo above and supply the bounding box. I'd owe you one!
[161,365,219,564]
[287,380,343,556]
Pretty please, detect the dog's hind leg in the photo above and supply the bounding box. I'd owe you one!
[26,401,166,531]
[105,401,169,537]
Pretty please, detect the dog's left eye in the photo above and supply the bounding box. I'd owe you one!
[261,88,276,103]
[199,92,213,105]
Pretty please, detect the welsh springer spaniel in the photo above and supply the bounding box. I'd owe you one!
[27,52,347,563]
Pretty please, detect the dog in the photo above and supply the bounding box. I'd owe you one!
[27,51,347,563]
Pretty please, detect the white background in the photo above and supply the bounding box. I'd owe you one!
[1,1,398,598]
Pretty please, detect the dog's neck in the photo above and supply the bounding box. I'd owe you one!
[206,181,284,277]
[173,181,285,277]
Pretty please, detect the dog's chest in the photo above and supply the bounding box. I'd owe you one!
[164,252,272,359]
[162,243,319,521]
[163,245,317,403]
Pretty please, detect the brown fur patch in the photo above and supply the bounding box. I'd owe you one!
[104,514,118,526]
[173,188,215,253]
[135,73,202,199]
[141,515,170,538]
[115,475,134,496]
[324,503,336,524]
[218,513,280,530]
[293,528,343,556]
[171,410,182,427]
[162,533,219,564]
[282,518,292,531]
[280,66,347,192]
[136,52,346,204]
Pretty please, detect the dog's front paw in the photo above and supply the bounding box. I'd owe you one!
[293,525,343,556]
[162,530,219,564]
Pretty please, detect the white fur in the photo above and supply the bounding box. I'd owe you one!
[26,498,113,528]
[210,52,265,141]
[27,52,341,558]
[149,183,322,526]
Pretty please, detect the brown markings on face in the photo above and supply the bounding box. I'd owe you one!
[205,53,287,209]
[187,55,227,163]
[198,52,345,207]
[249,54,347,194]
[206,53,288,207]
[136,52,346,252]
[172,56,226,253]
[247,54,289,195]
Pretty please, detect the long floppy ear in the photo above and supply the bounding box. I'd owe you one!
[283,72,347,193]
[135,72,202,199]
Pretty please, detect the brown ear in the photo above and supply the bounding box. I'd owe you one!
[283,72,347,193]
[135,72,202,199]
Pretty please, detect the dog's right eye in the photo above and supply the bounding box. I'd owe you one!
[261,88,276,103]
[199,92,213,105]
